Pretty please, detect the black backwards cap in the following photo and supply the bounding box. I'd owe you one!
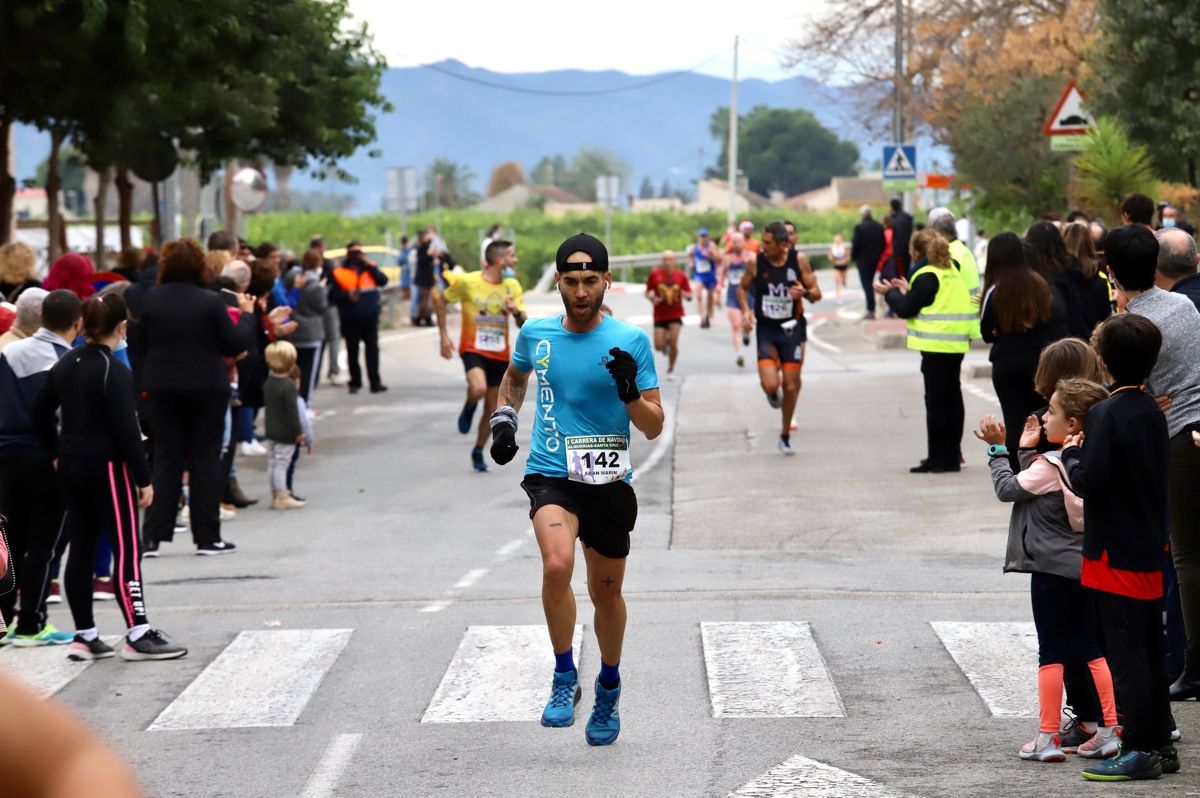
[555,233,609,272]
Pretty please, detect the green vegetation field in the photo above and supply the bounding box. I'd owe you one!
[248,207,865,286]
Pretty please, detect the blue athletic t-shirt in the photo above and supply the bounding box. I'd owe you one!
[511,314,658,482]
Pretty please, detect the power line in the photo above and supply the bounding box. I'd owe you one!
[416,50,732,97]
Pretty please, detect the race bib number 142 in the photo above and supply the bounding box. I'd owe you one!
[565,435,630,485]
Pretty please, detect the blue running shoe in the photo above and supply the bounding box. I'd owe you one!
[585,679,621,745]
[541,670,581,727]
[457,401,478,435]
[10,623,74,647]
[471,447,488,472]
[1082,749,1162,781]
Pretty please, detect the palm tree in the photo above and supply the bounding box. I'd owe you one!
[1072,117,1158,220]
[425,158,479,208]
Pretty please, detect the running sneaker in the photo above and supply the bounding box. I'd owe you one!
[219,504,236,521]
[9,623,75,648]
[540,669,582,727]
[93,577,115,601]
[196,540,237,556]
[766,390,781,409]
[143,539,160,558]
[68,635,115,661]
[1020,732,1066,762]
[1078,726,1122,759]
[1171,728,1182,742]
[736,356,744,368]
[46,579,63,604]
[1159,744,1180,774]
[742,332,751,347]
[778,436,795,456]
[457,401,477,434]
[1082,749,1162,781]
[471,446,488,472]
[585,679,621,746]
[121,629,187,661]
[239,440,268,456]
[1058,714,1094,753]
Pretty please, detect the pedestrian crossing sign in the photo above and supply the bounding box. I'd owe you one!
[882,145,917,189]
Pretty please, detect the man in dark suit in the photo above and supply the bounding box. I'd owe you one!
[889,197,914,281]
[850,205,886,318]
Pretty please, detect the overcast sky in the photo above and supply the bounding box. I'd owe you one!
[346,0,826,82]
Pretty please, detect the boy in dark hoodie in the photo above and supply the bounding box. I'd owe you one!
[1062,310,1176,781]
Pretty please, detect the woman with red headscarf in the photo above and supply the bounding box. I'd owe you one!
[43,253,96,299]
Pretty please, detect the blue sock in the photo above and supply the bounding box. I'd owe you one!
[598,660,620,689]
[554,648,575,674]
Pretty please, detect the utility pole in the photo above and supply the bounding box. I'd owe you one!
[727,35,739,230]
[893,0,903,148]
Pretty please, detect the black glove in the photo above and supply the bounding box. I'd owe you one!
[606,347,641,403]
[489,406,520,465]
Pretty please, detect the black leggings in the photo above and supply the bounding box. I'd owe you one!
[58,457,148,631]
[919,352,964,468]
[991,354,1043,471]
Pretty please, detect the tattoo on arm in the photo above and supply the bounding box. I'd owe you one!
[498,369,528,411]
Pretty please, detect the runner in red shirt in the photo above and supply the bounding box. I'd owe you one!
[645,251,691,381]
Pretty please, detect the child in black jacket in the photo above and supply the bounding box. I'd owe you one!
[1062,313,1177,781]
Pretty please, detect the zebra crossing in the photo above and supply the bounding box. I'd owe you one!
[1,620,1039,729]
[0,619,1044,796]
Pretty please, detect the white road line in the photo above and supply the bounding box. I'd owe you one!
[701,621,845,718]
[453,568,489,590]
[351,401,459,416]
[419,600,453,614]
[963,383,1002,407]
[931,621,1038,718]
[149,629,353,730]
[298,733,363,798]
[422,625,584,723]
[631,385,680,483]
[378,329,437,345]
[727,755,919,797]
[0,637,119,696]
[807,318,843,354]
[495,538,524,559]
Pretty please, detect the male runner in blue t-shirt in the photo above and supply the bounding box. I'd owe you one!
[488,233,663,746]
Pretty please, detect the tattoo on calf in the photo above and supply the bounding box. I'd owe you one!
[602,576,615,588]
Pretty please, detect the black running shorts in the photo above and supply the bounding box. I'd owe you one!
[756,317,807,366]
[461,352,508,387]
[520,474,638,559]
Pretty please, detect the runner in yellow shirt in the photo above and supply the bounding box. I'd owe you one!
[436,239,526,471]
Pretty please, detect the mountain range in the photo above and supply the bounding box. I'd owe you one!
[11,59,911,212]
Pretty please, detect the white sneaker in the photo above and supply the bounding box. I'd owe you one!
[1078,726,1121,759]
[219,505,236,522]
[777,436,795,456]
[1019,732,1066,762]
[239,440,268,456]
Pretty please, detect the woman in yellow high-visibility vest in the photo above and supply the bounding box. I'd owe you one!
[875,229,976,473]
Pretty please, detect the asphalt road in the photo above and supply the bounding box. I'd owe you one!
[2,273,1195,798]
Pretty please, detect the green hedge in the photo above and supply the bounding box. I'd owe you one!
[247,207,866,286]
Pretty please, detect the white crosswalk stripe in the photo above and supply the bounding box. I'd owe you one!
[931,621,1038,718]
[0,640,108,696]
[422,624,584,723]
[148,629,353,730]
[727,755,920,797]
[701,621,845,718]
